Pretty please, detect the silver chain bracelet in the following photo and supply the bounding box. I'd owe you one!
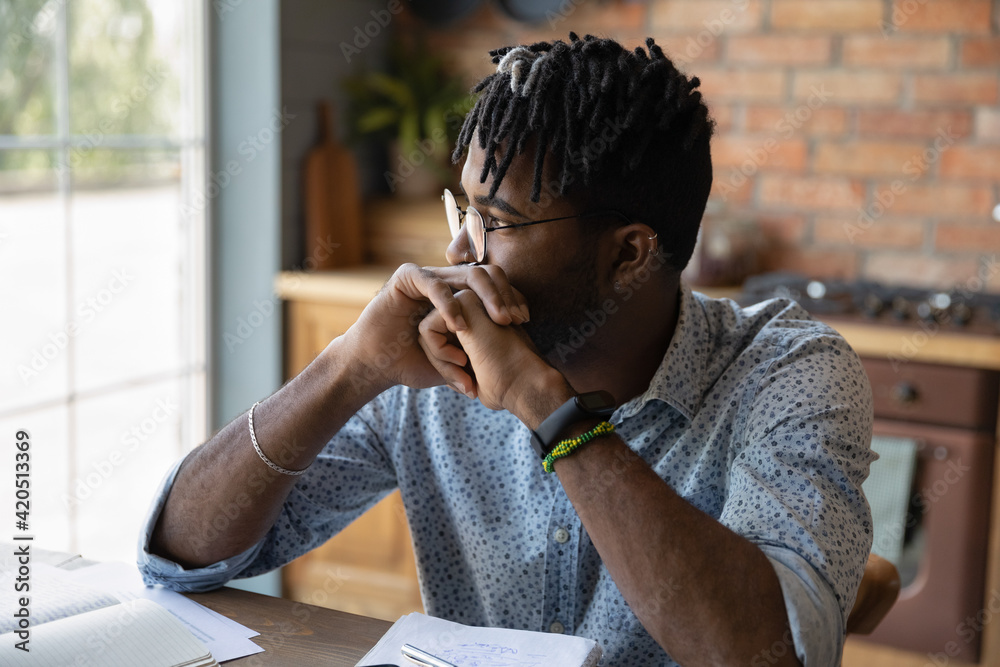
[248,401,308,476]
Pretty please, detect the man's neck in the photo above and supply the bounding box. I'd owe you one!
[549,278,682,407]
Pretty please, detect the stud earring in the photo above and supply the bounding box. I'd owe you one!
[614,281,623,293]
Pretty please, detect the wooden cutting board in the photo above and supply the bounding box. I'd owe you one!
[302,101,365,269]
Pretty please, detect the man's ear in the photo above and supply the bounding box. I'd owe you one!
[609,223,662,289]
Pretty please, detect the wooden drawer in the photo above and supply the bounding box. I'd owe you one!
[861,357,1000,430]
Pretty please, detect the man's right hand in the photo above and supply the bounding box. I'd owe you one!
[341,263,530,397]
[149,262,528,569]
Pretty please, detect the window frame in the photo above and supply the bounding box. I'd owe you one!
[0,0,210,556]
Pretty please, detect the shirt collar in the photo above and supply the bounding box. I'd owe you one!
[617,281,714,422]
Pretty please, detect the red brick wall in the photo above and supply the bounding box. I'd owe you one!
[409,0,1000,290]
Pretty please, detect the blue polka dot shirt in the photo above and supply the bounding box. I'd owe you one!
[139,283,875,666]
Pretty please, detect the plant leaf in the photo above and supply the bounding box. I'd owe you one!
[424,103,448,144]
[365,72,415,110]
[398,111,420,157]
[356,107,400,134]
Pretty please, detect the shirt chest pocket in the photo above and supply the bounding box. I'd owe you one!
[680,485,724,519]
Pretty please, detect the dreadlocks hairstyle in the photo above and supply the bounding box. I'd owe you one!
[452,33,715,273]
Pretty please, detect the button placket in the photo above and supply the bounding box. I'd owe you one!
[542,493,579,636]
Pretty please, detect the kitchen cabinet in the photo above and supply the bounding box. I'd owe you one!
[277,267,424,622]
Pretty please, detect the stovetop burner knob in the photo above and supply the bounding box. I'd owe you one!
[930,293,951,310]
[806,281,827,300]
[861,294,884,318]
[892,382,919,405]
[916,302,934,322]
[951,303,973,326]
[891,297,911,321]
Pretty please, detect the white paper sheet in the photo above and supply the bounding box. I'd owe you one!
[357,612,601,667]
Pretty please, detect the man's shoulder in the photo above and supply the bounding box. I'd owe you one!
[646,288,858,419]
[684,289,862,386]
[692,289,845,351]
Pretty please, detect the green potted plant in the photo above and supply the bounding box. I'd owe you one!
[343,38,474,197]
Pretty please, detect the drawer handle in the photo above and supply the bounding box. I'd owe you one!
[892,382,919,405]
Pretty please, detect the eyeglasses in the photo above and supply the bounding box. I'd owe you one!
[442,188,632,264]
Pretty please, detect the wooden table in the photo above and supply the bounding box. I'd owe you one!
[185,587,392,666]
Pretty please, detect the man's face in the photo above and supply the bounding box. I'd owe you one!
[447,141,607,357]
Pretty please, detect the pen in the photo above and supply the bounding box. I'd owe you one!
[401,643,458,667]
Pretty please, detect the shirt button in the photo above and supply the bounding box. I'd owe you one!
[553,527,570,544]
[549,620,565,634]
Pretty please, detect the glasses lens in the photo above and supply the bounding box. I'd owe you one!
[466,207,485,263]
[443,189,461,239]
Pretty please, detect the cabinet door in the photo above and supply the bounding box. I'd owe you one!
[285,300,369,375]
[281,299,423,621]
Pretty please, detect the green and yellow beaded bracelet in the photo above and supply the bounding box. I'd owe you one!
[542,421,616,473]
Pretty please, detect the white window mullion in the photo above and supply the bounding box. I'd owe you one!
[53,0,79,554]
[178,0,209,458]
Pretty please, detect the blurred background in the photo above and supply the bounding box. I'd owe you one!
[1,1,999,665]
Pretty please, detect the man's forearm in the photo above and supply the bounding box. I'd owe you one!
[150,335,384,568]
[150,262,531,569]
[435,290,802,663]
[553,434,802,667]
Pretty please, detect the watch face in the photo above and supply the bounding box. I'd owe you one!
[578,390,615,411]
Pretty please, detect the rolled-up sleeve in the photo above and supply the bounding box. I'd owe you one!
[137,389,404,591]
[760,545,844,665]
[137,458,266,591]
[721,331,876,665]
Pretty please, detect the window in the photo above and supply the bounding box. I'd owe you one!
[0,0,207,562]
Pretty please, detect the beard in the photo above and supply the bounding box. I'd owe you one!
[519,244,603,359]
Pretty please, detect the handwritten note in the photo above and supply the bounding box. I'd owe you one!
[357,613,601,667]
[439,642,548,666]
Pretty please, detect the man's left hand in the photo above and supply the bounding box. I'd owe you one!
[418,290,570,422]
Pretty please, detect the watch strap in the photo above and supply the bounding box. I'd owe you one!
[529,391,616,458]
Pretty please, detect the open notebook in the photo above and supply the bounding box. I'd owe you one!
[357,612,602,667]
[0,598,216,667]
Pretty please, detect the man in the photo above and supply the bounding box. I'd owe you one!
[139,34,874,666]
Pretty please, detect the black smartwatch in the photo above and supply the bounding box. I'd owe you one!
[529,390,616,459]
